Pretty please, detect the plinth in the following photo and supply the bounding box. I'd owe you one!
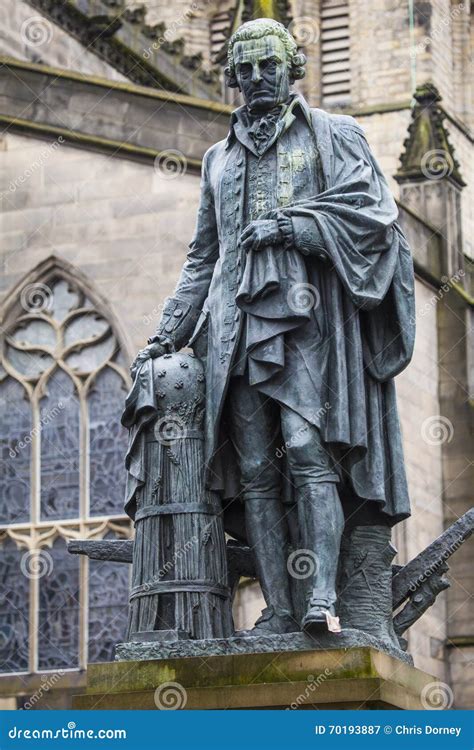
[73,641,438,710]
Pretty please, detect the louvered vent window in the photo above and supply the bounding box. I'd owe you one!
[321,0,351,107]
[210,11,232,62]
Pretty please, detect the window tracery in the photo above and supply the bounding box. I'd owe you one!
[0,260,132,674]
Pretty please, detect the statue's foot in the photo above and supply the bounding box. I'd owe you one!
[302,603,341,634]
[240,606,297,636]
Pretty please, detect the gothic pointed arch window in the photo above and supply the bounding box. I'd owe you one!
[0,258,132,675]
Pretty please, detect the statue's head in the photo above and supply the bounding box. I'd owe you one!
[225,18,306,113]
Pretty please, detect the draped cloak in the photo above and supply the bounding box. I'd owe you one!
[124,96,415,526]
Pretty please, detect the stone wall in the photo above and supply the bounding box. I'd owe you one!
[296,0,473,263]
[0,132,200,357]
[125,0,232,67]
[0,0,128,82]
[395,281,447,681]
[358,109,473,262]
[2,2,471,254]
[438,289,474,709]
[446,121,474,260]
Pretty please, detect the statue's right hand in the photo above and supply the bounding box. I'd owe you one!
[130,341,167,379]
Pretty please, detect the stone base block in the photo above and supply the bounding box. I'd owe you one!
[73,646,438,710]
[116,629,412,664]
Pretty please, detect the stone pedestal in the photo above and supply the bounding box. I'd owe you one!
[73,646,438,710]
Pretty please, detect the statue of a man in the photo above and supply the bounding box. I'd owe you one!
[131,18,415,636]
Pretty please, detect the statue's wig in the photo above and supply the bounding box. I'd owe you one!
[225,18,306,88]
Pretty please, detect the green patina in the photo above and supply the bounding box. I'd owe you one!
[86,648,380,694]
[396,83,465,187]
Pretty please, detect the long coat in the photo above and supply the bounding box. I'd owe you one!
[153,97,415,524]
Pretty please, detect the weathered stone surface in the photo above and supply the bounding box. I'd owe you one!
[115,629,413,665]
[0,58,231,164]
[1,0,129,82]
[73,646,436,710]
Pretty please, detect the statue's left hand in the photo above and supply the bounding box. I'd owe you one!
[239,220,282,252]
[130,341,167,379]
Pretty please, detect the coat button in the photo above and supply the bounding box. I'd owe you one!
[173,309,183,317]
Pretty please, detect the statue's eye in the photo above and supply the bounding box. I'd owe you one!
[239,64,252,78]
[261,59,277,71]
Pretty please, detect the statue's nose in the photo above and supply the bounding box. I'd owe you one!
[251,64,262,83]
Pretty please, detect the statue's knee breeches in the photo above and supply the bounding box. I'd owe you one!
[226,378,339,497]
[280,406,339,487]
[225,376,281,500]
[239,456,281,499]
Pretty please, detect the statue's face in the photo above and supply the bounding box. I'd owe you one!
[233,36,290,113]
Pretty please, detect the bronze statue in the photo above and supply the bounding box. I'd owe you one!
[129,18,416,639]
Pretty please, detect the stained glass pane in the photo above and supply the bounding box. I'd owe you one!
[88,369,128,516]
[49,279,80,322]
[0,379,31,525]
[38,538,80,670]
[65,335,117,374]
[10,319,56,349]
[88,542,129,663]
[40,370,80,521]
[5,346,54,379]
[0,538,30,673]
[64,313,109,348]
